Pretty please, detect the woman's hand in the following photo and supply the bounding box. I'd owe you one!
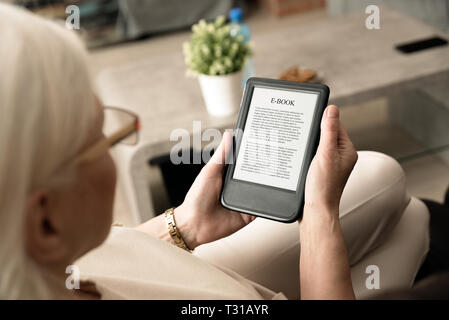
[303,105,358,220]
[174,131,256,249]
[299,105,357,300]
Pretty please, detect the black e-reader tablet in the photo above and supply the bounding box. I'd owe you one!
[220,77,329,223]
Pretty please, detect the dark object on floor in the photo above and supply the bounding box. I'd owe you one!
[415,185,449,282]
[149,148,214,208]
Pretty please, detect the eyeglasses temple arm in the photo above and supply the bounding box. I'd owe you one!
[72,121,137,165]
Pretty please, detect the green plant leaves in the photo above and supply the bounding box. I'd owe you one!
[183,16,252,76]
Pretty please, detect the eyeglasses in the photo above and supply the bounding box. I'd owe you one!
[72,106,140,165]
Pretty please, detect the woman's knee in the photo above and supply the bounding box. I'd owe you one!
[340,151,409,218]
[339,151,410,264]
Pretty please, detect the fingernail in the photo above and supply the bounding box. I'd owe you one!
[327,105,339,118]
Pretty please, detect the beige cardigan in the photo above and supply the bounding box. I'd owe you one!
[75,227,287,300]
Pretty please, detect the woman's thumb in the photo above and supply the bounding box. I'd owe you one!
[204,131,233,176]
[319,105,340,152]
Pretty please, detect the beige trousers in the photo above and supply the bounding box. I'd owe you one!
[194,151,429,299]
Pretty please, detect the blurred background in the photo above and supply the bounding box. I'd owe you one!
[4,0,449,226]
[8,0,449,47]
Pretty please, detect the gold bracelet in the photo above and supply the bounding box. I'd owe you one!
[164,208,192,252]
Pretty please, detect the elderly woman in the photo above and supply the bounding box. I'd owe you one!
[0,4,412,299]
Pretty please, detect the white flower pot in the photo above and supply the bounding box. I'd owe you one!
[198,71,243,117]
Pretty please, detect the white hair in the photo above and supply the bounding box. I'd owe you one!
[0,3,98,299]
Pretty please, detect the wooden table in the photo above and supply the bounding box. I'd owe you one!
[96,8,449,224]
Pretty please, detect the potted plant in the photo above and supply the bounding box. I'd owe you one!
[183,16,251,117]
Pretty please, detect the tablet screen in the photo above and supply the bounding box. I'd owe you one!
[233,86,319,191]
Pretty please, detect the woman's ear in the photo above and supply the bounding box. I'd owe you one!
[24,189,69,269]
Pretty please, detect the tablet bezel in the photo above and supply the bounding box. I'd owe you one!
[220,77,329,223]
